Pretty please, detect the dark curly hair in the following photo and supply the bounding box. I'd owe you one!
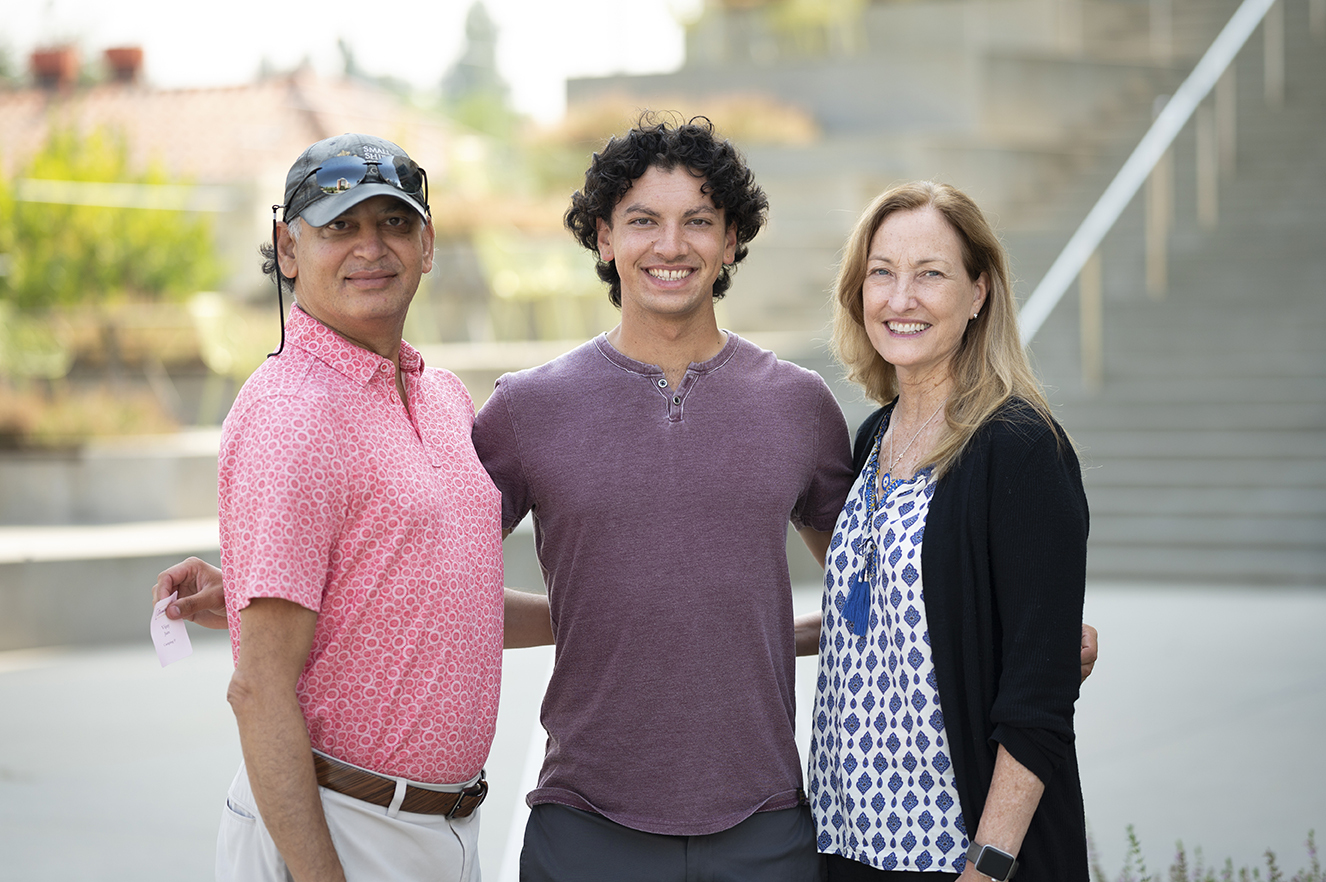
[564,113,769,307]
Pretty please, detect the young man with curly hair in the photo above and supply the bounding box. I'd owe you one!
[473,115,854,880]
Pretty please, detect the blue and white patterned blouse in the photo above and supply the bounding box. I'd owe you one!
[809,439,969,874]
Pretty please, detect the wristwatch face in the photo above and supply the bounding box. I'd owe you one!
[970,844,1017,880]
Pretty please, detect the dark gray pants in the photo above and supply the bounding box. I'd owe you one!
[520,803,826,882]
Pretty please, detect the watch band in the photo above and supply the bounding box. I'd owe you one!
[965,842,1020,881]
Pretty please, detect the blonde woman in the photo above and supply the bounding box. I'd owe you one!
[810,182,1089,882]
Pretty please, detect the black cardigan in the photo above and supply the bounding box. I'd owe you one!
[852,400,1089,881]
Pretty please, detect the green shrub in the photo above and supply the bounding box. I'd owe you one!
[1092,827,1320,882]
[0,127,220,312]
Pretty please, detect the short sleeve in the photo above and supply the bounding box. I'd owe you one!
[472,378,534,531]
[220,394,348,613]
[791,377,854,532]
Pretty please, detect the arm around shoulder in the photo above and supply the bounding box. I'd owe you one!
[504,588,553,648]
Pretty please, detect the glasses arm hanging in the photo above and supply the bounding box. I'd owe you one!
[267,204,287,358]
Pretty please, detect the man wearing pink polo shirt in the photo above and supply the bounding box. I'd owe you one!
[207,133,502,882]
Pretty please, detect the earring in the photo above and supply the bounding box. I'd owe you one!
[971,312,979,320]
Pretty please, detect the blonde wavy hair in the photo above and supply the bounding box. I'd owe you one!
[830,181,1060,478]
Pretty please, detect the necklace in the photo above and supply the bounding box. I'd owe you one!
[888,399,947,474]
[844,406,943,637]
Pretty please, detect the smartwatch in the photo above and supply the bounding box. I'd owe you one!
[965,842,1020,881]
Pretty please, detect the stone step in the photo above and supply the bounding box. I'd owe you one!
[1078,456,1326,487]
[1086,483,1326,515]
[1056,401,1326,431]
[1087,509,1326,543]
[1086,543,1326,584]
[1045,375,1326,404]
[1089,512,1326,547]
[1061,352,1325,379]
[1068,429,1325,458]
[1032,344,1325,382]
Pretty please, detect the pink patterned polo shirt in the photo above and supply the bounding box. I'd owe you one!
[219,306,503,784]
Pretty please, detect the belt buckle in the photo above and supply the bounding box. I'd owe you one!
[447,770,488,819]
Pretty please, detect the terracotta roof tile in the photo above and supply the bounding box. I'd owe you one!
[0,71,456,183]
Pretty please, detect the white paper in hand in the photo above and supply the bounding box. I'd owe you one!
[151,591,193,667]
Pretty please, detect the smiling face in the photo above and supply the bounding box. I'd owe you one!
[595,164,738,326]
[277,194,434,357]
[861,206,988,387]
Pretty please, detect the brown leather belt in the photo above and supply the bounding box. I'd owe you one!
[312,753,487,818]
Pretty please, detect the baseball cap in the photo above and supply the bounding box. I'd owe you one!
[281,133,429,228]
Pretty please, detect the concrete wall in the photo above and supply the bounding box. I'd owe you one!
[0,550,222,651]
[0,430,220,526]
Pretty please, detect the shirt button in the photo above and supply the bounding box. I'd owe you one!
[657,379,667,388]
[673,396,681,405]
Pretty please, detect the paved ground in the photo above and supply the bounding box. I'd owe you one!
[0,582,1322,881]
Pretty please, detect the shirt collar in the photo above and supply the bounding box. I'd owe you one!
[285,305,424,385]
[594,329,740,377]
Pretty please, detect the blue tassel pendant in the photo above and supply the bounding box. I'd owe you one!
[843,566,872,635]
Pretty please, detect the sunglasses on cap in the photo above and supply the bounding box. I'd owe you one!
[287,154,430,224]
[309,154,426,198]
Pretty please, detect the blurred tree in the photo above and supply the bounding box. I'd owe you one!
[441,1,518,138]
[337,37,363,80]
[768,0,867,57]
[0,44,16,85]
[337,37,413,98]
[0,127,221,313]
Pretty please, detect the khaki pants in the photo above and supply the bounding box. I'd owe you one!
[216,761,481,882]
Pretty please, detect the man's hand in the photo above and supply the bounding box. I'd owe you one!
[153,557,227,630]
[1080,623,1099,683]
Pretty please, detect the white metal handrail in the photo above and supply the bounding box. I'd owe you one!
[14,178,238,213]
[1018,0,1279,344]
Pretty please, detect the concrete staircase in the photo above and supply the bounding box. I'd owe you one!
[652,0,1326,586]
[1016,0,1326,584]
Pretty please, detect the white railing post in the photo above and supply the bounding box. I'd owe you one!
[1152,0,1174,62]
[1217,66,1238,175]
[1146,129,1173,298]
[1059,0,1085,53]
[1264,0,1284,106]
[1018,0,1278,346]
[1196,103,1219,228]
[1080,250,1104,390]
